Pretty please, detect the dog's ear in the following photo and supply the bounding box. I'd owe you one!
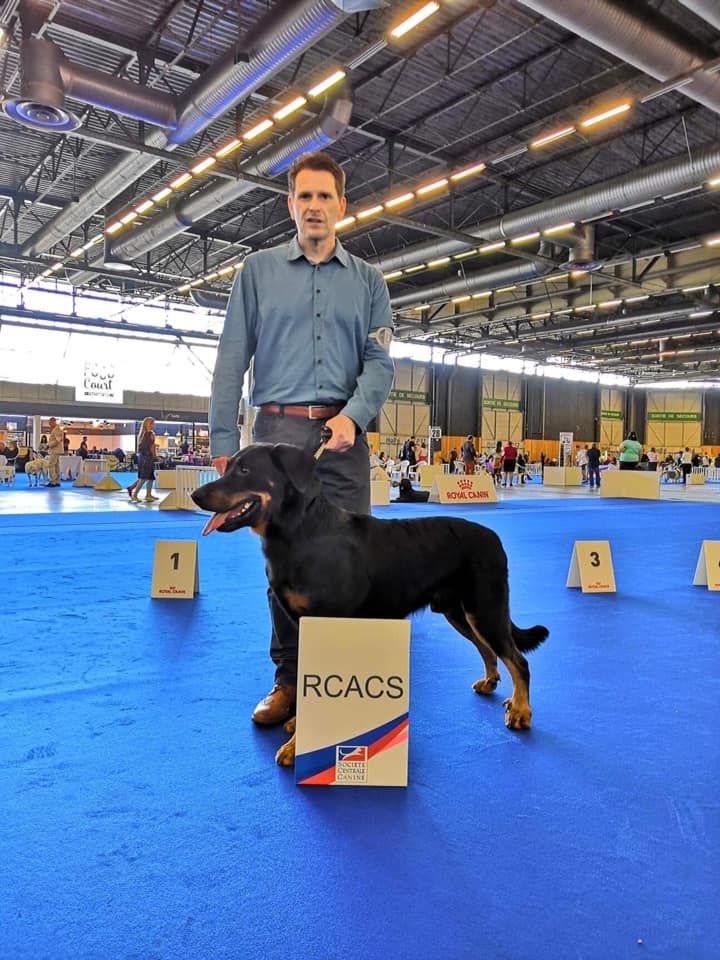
[269,444,316,493]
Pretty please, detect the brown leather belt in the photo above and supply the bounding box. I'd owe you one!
[259,403,342,420]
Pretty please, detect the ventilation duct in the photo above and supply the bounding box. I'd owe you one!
[676,1,720,32]
[515,0,720,114]
[563,224,599,271]
[190,289,230,312]
[389,251,558,311]
[2,35,177,133]
[109,90,353,264]
[21,0,382,258]
[372,141,720,274]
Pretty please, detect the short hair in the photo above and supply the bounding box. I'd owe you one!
[287,151,345,199]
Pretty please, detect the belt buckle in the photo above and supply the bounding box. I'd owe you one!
[307,405,323,419]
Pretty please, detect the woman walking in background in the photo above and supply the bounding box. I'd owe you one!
[127,417,159,502]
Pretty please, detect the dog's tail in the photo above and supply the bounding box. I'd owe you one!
[511,622,549,653]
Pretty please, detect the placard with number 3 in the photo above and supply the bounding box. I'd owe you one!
[151,540,199,599]
[566,540,616,593]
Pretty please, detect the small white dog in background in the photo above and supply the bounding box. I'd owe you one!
[25,457,50,486]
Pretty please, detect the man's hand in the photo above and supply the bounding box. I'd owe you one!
[212,456,229,476]
[324,413,357,453]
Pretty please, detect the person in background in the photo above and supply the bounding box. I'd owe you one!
[62,434,70,454]
[516,450,527,484]
[619,431,642,470]
[46,417,63,487]
[38,434,49,456]
[576,444,588,481]
[502,439,517,487]
[126,417,159,502]
[461,435,477,475]
[448,449,458,474]
[647,446,658,471]
[680,446,693,484]
[180,437,190,456]
[492,440,503,483]
[586,442,601,489]
[78,436,89,459]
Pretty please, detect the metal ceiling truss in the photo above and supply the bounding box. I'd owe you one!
[1,0,720,380]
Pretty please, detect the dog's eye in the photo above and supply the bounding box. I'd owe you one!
[239,466,250,475]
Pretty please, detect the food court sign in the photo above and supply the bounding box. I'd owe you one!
[75,362,123,403]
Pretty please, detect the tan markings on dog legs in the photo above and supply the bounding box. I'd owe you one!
[463,612,501,695]
[498,656,532,731]
[283,716,296,734]
[283,591,310,614]
[250,492,272,537]
[275,732,296,766]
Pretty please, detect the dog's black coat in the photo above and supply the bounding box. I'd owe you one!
[192,443,548,729]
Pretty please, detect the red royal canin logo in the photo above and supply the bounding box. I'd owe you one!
[457,478,473,490]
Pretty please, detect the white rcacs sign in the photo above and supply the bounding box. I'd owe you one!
[76,362,123,403]
[295,617,410,787]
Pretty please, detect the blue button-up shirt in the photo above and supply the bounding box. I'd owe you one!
[209,237,395,457]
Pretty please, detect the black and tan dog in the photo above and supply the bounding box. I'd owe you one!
[192,444,548,765]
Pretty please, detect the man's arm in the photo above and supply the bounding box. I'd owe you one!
[336,268,394,449]
[209,264,257,461]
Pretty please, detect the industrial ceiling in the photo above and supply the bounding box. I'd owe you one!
[1,0,719,383]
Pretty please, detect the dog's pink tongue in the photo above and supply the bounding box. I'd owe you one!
[201,511,231,536]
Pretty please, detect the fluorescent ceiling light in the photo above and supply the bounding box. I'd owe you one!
[356,204,384,220]
[417,178,449,196]
[191,157,217,175]
[450,162,486,182]
[243,119,273,141]
[389,2,440,40]
[273,96,307,120]
[308,70,346,98]
[530,126,575,149]
[170,173,192,190]
[215,139,241,159]
[385,192,415,209]
[580,102,632,128]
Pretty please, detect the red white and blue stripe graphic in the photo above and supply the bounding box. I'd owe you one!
[296,713,409,785]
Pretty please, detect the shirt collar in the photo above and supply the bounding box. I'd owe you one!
[287,235,349,267]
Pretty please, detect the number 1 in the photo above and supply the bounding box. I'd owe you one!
[170,552,179,570]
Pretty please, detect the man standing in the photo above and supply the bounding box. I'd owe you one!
[461,435,477,475]
[46,417,63,487]
[209,151,394,727]
[586,442,601,489]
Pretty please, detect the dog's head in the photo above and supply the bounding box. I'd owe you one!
[191,443,319,535]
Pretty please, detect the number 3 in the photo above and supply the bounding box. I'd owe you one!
[589,551,600,567]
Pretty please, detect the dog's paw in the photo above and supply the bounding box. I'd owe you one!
[504,699,532,730]
[473,676,500,696]
[275,733,296,767]
[283,716,296,734]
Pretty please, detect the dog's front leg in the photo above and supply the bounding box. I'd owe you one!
[275,716,296,766]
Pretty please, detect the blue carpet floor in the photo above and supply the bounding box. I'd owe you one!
[1,494,718,960]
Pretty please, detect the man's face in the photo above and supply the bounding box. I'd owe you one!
[288,169,347,244]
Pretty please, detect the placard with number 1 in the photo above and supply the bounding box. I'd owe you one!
[151,540,199,599]
[566,541,616,593]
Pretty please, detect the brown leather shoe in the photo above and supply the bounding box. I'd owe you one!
[251,684,297,726]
